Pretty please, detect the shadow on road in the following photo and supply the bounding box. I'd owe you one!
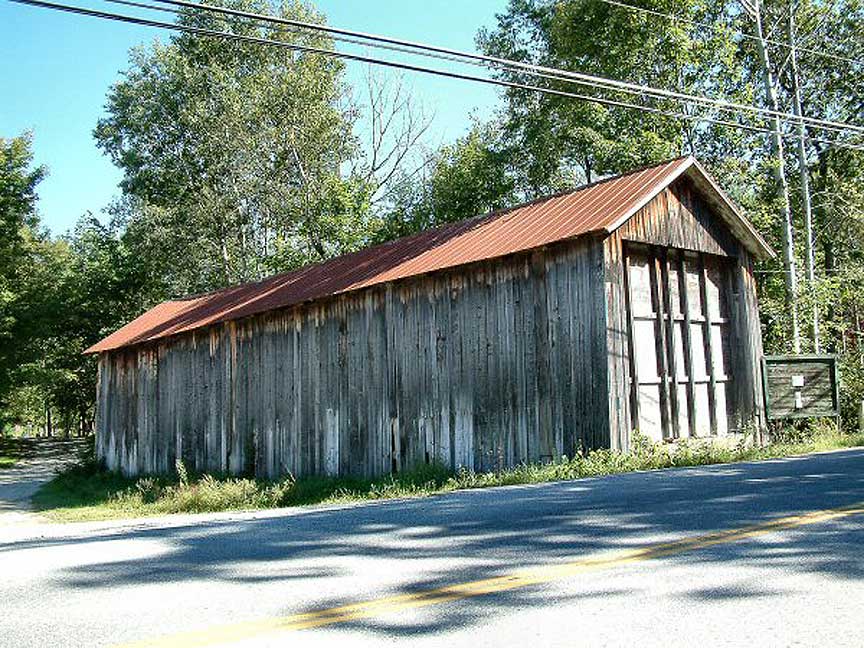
[2,448,863,639]
[0,438,91,515]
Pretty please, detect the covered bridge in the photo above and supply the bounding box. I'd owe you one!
[88,156,773,478]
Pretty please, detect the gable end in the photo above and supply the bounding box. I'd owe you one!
[614,175,741,258]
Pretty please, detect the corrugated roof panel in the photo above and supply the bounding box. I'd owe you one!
[87,156,765,354]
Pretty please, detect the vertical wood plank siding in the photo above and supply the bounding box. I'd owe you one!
[97,237,609,479]
[604,178,764,450]
[96,176,765,477]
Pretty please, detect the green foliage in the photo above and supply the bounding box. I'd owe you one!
[0,132,45,275]
[111,471,294,514]
[476,0,751,193]
[34,427,863,522]
[94,0,376,294]
[839,354,864,426]
[375,122,517,240]
[0,211,151,436]
[0,133,51,429]
[805,147,864,425]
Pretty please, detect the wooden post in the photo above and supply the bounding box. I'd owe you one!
[660,250,681,439]
[678,256,697,437]
[858,400,864,434]
[650,251,673,440]
[699,255,719,436]
[622,249,641,436]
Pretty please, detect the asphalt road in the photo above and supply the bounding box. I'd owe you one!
[1,448,862,648]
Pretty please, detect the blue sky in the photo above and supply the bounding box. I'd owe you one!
[0,0,505,234]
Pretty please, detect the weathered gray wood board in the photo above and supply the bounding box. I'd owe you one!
[603,178,764,450]
[762,356,839,420]
[96,175,765,478]
[623,247,735,442]
[96,238,608,479]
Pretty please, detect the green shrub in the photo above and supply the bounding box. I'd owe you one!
[839,353,864,427]
[33,425,864,522]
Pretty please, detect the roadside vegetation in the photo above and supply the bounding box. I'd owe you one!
[4,1,864,449]
[0,437,35,469]
[33,422,864,522]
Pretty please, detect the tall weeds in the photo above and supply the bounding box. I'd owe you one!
[34,425,864,522]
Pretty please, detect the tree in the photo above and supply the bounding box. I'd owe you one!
[743,0,801,352]
[356,69,433,209]
[0,133,46,425]
[95,0,376,295]
[477,0,752,193]
[375,122,517,240]
[2,211,155,436]
[0,133,44,265]
[42,216,152,434]
[776,0,864,356]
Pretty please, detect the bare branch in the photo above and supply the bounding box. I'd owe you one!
[357,66,434,202]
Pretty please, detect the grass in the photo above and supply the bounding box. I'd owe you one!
[33,424,864,523]
[0,437,35,469]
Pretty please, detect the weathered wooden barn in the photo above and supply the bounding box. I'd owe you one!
[89,156,773,478]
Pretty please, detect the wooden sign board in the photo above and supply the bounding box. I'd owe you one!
[761,355,840,421]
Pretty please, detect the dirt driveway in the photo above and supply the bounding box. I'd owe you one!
[0,438,90,524]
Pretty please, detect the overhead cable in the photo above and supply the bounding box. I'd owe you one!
[8,0,864,152]
[140,0,864,138]
[597,0,864,69]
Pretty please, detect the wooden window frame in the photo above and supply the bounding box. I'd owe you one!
[624,243,735,440]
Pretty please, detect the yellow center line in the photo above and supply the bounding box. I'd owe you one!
[118,500,864,648]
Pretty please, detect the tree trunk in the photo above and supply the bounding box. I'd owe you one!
[812,149,836,352]
[750,0,801,353]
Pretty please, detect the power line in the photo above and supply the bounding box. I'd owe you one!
[107,0,475,67]
[8,0,864,152]
[133,0,864,150]
[9,0,767,134]
[597,0,864,69]
[108,0,781,134]
[112,0,771,131]
[141,0,864,139]
[58,0,864,142]
[124,2,864,160]
[14,0,864,153]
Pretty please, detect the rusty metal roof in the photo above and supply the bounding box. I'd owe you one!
[87,156,771,354]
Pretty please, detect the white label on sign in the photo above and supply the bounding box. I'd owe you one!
[792,375,805,388]
[794,391,804,409]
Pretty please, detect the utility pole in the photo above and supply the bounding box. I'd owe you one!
[746,0,801,353]
[787,4,820,353]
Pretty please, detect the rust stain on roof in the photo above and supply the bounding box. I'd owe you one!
[87,156,766,354]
